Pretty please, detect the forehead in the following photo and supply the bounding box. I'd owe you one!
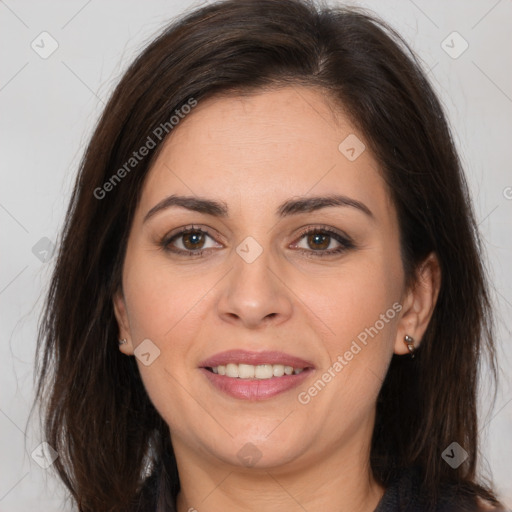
[136,86,394,223]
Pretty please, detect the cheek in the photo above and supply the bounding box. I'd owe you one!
[121,252,218,407]
[303,252,401,340]
[123,250,208,341]
[303,254,401,401]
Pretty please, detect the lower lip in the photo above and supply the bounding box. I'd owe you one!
[199,367,314,400]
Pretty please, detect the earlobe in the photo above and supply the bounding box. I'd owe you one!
[112,288,134,355]
[393,252,441,356]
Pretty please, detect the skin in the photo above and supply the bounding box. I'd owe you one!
[113,86,441,512]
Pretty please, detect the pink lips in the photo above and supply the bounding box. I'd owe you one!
[199,349,314,369]
[200,367,314,400]
[198,349,315,400]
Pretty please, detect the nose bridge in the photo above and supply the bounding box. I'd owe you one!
[217,234,293,327]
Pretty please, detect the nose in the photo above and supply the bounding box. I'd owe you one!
[216,245,293,329]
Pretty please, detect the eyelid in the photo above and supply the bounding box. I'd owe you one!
[160,224,223,251]
[163,224,223,243]
[290,225,355,255]
[292,224,353,244]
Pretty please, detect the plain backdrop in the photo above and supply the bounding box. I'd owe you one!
[1,0,511,510]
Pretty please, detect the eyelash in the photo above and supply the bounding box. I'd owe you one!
[159,224,355,258]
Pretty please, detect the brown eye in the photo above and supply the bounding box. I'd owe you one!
[182,231,206,250]
[292,226,355,258]
[160,226,222,256]
[306,232,331,250]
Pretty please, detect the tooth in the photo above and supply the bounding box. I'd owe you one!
[225,363,239,378]
[255,364,273,379]
[238,363,255,378]
[210,363,307,378]
[272,364,285,377]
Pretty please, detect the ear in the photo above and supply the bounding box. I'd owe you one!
[113,287,135,355]
[394,252,441,355]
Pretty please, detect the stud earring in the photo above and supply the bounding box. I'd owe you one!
[404,335,415,358]
[118,338,128,345]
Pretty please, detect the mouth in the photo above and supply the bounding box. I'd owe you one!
[199,349,314,371]
[198,350,315,400]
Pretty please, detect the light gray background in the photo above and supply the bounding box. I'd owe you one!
[1,0,511,510]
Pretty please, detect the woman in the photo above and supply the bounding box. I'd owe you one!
[34,0,506,510]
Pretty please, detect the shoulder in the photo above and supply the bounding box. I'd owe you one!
[435,481,507,512]
[475,497,508,511]
[375,467,507,512]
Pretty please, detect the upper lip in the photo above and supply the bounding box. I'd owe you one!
[199,350,314,369]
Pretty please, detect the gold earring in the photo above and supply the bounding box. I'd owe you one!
[404,335,415,358]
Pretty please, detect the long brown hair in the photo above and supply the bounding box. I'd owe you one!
[33,0,502,510]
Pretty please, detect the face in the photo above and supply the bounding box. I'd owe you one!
[113,86,432,473]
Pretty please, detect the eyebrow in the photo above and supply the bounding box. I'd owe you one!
[143,193,374,223]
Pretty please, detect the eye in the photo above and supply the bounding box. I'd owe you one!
[160,225,221,256]
[291,226,355,257]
